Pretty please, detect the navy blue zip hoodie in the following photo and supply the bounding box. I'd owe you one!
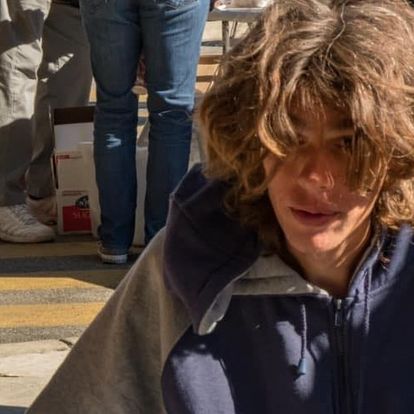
[162,165,414,414]
[27,164,414,414]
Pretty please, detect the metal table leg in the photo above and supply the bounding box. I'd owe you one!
[222,20,230,53]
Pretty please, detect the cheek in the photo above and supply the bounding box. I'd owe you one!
[267,171,292,216]
[340,188,377,213]
[264,157,285,206]
[342,193,377,223]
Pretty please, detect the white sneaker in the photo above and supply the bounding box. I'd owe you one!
[0,204,55,243]
[26,195,57,225]
[97,242,129,264]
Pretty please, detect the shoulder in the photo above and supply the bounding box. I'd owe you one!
[379,225,414,279]
[126,229,192,363]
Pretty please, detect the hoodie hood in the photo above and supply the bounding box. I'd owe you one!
[163,164,262,334]
[163,164,413,335]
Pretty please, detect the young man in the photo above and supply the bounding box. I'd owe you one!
[27,0,414,413]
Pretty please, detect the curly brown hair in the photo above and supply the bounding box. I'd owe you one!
[199,0,414,249]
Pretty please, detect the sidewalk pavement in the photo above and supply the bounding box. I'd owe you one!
[0,338,78,414]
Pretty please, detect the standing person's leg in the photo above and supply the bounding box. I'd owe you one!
[26,1,93,224]
[140,0,209,244]
[0,0,55,242]
[80,0,141,263]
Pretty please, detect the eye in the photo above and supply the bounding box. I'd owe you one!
[296,134,307,146]
[335,136,354,151]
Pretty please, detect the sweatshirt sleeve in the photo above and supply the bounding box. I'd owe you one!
[26,232,170,414]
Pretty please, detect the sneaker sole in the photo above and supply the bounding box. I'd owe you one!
[0,229,55,243]
[98,251,128,265]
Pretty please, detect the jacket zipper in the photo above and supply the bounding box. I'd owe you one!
[334,299,348,414]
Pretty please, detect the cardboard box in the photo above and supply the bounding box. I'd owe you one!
[56,190,92,234]
[53,107,94,234]
[54,151,85,190]
[53,107,95,151]
[54,122,94,152]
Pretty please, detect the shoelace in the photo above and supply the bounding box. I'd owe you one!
[10,205,38,226]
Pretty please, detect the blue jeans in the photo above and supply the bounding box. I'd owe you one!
[80,0,209,249]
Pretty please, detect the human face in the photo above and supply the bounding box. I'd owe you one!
[263,108,380,259]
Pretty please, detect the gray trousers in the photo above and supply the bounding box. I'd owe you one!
[0,0,92,206]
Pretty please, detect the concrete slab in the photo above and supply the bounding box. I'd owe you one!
[0,339,77,411]
[0,376,52,409]
[0,340,69,358]
[0,350,68,378]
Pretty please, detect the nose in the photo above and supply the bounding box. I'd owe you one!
[297,150,335,192]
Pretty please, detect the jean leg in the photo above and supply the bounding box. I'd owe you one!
[140,0,209,243]
[80,0,141,250]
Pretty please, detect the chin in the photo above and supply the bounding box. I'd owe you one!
[286,231,341,256]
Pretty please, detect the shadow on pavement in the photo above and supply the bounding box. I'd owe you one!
[0,406,26,414]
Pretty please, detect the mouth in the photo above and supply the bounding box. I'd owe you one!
[289,207,340,227]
